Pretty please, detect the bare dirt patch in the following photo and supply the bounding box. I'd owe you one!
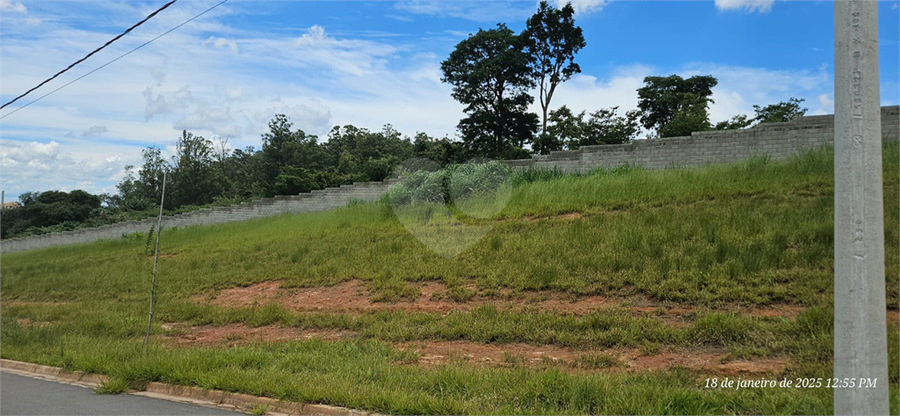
[160,323,355,348]
[523,211,586,223]
[15,318,53,328]
[394,341,790,375]
[622,348,790,376]
[212,280,282,309]
[888,310,899,324]
[205,280,806,322]
[157,324,791,376]
[196,280,807,376]
[400,340,582,368]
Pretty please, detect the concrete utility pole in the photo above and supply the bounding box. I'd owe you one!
[833,0,889,414]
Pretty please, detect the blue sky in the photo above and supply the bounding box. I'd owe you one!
[1,0,898,200]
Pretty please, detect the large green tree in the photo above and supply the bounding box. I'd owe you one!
[259,114,325,196]
[114,146,170,210]
[169,130,219,207]
[441,24,539,160]
[636,74,718,137]
[522,1,586,133]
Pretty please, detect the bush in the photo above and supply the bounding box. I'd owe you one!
[385,161,512,208]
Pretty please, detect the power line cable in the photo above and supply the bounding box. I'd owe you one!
[1,0,178,110]
[0,0,229,120]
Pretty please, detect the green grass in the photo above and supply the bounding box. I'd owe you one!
[2,143,898,415]
[0,314,854,415]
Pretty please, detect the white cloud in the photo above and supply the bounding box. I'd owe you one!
[714,0,774,13]
[553,0,610,15]
[0,0,26,13]
[296,25,328,46]
[172,85,194,107]
[683,63,831,122]
[392,1,534,22]
[174,106,242,137]
[150,65,166,85]
[0,135,144,197]
[250,101,333,137]
[817,94,834,115]
[203,36,239,54]
[287,25,398,77]
[536,64,653,113]
[1,141,60,162]
[82,125,108,137]
[225,86,244,101]
[143,87,171,120]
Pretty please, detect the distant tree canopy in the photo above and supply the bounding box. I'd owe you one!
[715,97,808,130]
[714,114,754,131]
[0,190,102,238]
[753,97,808,124]
[637,74,718,137]
[535,105,640,154]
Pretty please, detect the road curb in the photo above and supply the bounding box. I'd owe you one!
[0,359,107,387]
[1,359,376,416]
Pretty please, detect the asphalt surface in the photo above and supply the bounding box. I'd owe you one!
[0,371,241,415]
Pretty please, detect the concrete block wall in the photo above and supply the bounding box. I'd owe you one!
[505,105,899,173]
[1,179,398,254]
[2,106,897,253]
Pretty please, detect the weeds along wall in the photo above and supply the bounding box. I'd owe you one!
[506,105,899,173]
[1,106,898,254]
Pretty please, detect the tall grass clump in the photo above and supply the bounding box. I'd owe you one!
[510,166,573,186]
[384,160,512,208]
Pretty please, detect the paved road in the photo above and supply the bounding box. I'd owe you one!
[0,371,241,415]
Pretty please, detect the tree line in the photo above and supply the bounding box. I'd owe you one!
[0,1,808,239]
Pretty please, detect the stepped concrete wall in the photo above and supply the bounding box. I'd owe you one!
[505,105,899,173]
[1,179,398,254]
[2,106,897,254]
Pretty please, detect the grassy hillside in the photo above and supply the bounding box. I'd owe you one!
[2,143,898,415]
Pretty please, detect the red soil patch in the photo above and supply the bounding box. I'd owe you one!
[158,323,791,375]
[194,280,865,376]
[206,280,807,321]
[163,324,790,375]
[160,322,355,348]
[888,310,899,324]
[400,340,582,367]
[622,348,790,376]
[401,341,788,375]
[212,280,282,309]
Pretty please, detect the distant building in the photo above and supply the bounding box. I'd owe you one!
[2,201,21,210]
